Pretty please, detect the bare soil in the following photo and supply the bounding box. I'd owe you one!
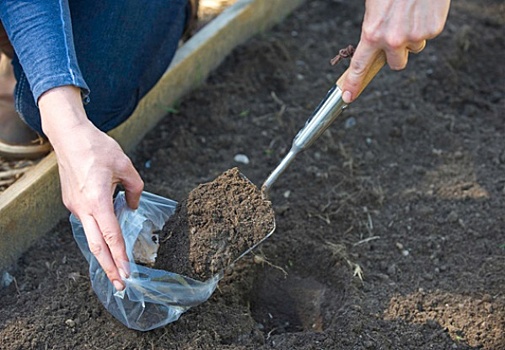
[155,167,275,280]
[1,0,504,349]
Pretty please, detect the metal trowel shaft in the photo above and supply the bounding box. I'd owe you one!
[262,85,347,193]
[261,51,386,194]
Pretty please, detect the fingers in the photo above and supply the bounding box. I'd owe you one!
[74,164,139,291]
[95,200,129,266]
[118,158,144,210]
[341,39,427,104]
[85,157,142,290]
[81,214,127,291]
[406,39,427,54]
[384,45,410,71]
[385,40,426,70]
[340,42,378,104]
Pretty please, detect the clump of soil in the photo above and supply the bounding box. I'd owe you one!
[154,167,275,280]
[2,1,504,349]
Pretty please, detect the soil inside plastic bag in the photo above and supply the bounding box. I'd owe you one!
[154,167,275,280]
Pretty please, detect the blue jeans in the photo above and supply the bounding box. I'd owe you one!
[0,0,188,135]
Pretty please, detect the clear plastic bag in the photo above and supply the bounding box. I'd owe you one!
[70,191,220,331]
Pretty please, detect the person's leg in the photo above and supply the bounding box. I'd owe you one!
[0,52,50,159]
[15,0,189,135]
[0,52,28,144]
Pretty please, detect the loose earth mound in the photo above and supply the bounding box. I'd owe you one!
[155,167,275,280]
[0,1,504,349]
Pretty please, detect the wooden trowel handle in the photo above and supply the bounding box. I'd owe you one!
[336,51,386,101]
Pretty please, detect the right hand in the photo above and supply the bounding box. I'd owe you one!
[39,85,144,291]
[340,0,451,104]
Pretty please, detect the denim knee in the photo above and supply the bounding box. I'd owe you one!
[14,0,188,135]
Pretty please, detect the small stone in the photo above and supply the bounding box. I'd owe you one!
[283,190,291,198]
[1,271,14,288]
[432,148,443,156]
[233,154,250,165]
[65,319,76,328]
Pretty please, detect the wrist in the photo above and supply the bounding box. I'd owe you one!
[38,85,90,142]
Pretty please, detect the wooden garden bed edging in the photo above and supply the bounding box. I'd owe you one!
[0,0,305,272]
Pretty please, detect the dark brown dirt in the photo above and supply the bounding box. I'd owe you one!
[1,0,504,349]
[154,167,275,280]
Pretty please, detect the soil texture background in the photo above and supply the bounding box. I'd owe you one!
[1,0,504,349]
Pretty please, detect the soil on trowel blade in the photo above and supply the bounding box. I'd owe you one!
[154,167,275,280]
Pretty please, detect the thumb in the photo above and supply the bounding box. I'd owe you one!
[339,43,380,104]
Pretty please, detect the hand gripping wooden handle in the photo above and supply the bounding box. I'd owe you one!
[336,50,386,101]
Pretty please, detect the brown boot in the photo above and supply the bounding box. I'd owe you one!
[181,0,200,42]
[0,53,51,160]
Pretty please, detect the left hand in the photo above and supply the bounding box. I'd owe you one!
[39,85,144,291]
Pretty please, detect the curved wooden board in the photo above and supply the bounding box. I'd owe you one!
[0,0,305,271]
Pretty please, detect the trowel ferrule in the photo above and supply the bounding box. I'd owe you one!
[292,84,347,151]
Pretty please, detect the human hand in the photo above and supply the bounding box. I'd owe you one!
[39,86,144,291]
[341,0,451,103]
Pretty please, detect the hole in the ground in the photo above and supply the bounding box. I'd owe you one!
[249,235,352,335]
[250,268,328,334]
